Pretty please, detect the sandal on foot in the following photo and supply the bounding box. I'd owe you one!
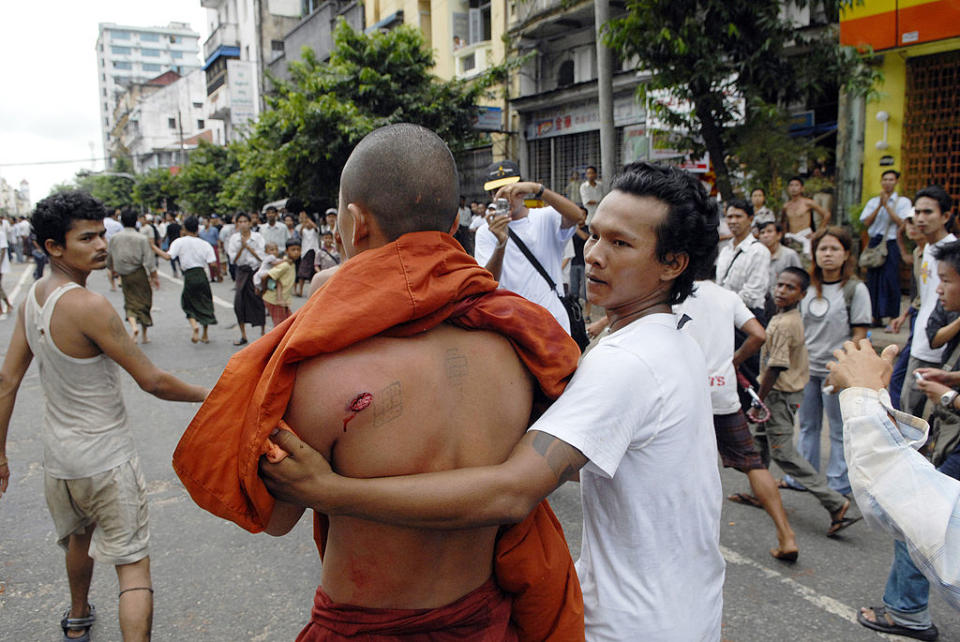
[857,606,939,641]
[827,516,861,537]
[233,338,248,346]
[61,604,95,641]
[777,478,806,492]
[770,548,799,562]
[727,492,763,509]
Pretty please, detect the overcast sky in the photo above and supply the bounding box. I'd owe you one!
[0,1,209,207]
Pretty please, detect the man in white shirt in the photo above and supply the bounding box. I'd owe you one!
[901,185,957,417]
[474,160,584,334]
[226,213,266,346]
[579,165,603,224]
[454,196,475,255]
[259,205,289,250]
[716,198,770,317]
[262,162,726,641]
[862,170,913,327]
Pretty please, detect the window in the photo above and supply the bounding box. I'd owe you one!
[140,32,159,42]
[102,88,106,96]
[171,51,183,59]
[113,61,132,69]
[105,117,109,126]
[192,101,203,108]
[102,73,106,81]
[468,0,491,44]
[99,44,103,52]
[112,31,131,40]
[113,76,124,84]
[142,48,161,57]
[272,40,284,53]
[557,60,575,88]
[111,46,131,55]
[197,119,205,129]
[104,102,108,112]
[170,35,179,43]
[168,117,177,129]
[101,58,105,67]
[143,63,161,72]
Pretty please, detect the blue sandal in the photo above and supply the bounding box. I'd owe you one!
[60,604,95,642]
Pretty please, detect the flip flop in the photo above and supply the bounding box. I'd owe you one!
[233,338,248,346]
[857,606,939,641]
[727,492,763,509]
[827,515,861,537]
[770,548,799,562]
[777,478,806,492]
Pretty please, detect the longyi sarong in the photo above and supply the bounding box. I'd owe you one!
[297,249,316,281]
[234,265,265,327]
[298,578,516,641]
[181,267,217,326]
[120,267,152,328]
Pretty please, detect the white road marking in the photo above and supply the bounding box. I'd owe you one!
[158,271,234,309]
[720,545,900,639]
[7,263,34,305]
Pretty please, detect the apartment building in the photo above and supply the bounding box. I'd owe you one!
[96,22,202,164]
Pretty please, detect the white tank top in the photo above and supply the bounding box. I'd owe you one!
[24,282,134,479]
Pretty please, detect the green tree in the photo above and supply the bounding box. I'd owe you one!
[133,167,180,213]
[605,0,876,200]
[74,156,136,209]
[219,20,502,209]
[178,141,239,216]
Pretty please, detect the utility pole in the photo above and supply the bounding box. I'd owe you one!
[178,108,186,168]
[594,0,616,190]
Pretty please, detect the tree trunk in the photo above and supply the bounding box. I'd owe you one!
[692,93,733,202]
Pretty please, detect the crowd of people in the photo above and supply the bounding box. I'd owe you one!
[2,121,960,641]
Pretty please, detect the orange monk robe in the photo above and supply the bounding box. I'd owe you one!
[173,232,584,641]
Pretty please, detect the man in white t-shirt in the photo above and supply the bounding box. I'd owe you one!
[261,162,726,641]
[676,275,798,561]
[474,160,584,333]
[901,185,957,416]
[579,165,603,224]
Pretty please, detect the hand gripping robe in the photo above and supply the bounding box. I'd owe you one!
[173,232,584,641]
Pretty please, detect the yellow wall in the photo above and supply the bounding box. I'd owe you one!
[860,36,960,202]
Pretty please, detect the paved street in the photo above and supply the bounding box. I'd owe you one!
[1,260,959,641]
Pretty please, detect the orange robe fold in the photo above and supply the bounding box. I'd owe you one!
[173,232,584,641]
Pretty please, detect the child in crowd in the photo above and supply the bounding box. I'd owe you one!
[752,266,859,537]
[262,239,299,326]
[254,242,282,294]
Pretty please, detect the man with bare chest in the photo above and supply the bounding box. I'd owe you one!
[781,176,830,256]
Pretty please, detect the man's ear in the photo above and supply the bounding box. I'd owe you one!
[660,252,689,283]
[44,238,62,258]
[346,202,370,248]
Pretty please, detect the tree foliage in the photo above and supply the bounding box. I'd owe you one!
[605,0,877,200]
[177,141,239,216]
[73,157,136,209]
[218,19,501,210]
[132,167,180,212]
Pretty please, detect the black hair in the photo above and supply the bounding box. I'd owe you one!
[340,123,459,241]
[757,220,783,234]
[183,216,199,233]
[285,238,301,248]
[779,266,810,291]
[611,162,718,305]
[32,190,106,255]
[881,169,901,179]
[933,240,960,278]
[693,246,720,281]
[726,198,754,218]
[222,213,233,224]
[751,187,766,197]
[265,206,278,214]
[788,176,805,186]
[285,197,304,214]
[235,212,251,223]
[120,208,138,228]
[916,185,952,217]
[586,165,597,172]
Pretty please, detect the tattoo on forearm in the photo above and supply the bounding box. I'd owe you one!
[373,381,403,427]
[445,349,467,397]
[531,432,578,483]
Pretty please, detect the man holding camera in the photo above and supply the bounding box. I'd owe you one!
[474,161,585,333]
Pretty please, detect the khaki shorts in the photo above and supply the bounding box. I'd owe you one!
[44,456,150,566]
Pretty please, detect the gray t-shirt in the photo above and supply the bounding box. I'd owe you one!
[801,279,871,377]
[768,245,802,295]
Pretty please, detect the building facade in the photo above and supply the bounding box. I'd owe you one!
[0,178,30,217]
[96,22,202,165]
[841,0,960,212]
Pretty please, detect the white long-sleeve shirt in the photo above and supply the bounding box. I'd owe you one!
[716,235,770,310]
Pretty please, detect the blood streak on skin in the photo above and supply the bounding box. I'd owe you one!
[343,392,373,432]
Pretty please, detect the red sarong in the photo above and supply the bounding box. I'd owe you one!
[173,232,584,641]
[298,578,517,641]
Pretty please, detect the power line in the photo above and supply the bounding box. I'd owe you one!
[0,157,110,168]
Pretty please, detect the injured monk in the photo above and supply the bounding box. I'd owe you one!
[173,123,584,641]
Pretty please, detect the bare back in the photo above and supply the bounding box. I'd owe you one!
[283,323,535,608]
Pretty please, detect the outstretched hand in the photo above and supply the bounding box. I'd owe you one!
[259,428,335,510]
[826,339,899,391]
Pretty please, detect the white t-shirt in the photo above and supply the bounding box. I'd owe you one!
[0,230,10,275]
[865,192,912,240]
[103,216,123,241]
[227,231,266,270]
[532,314,724,641]
[15,219,31,240]
[675,280,755,414]
[580,180,603,224]
[801,279,872,377]
[168,236,216,271]
[474,207,576,333]
[912,234,958,362]
[300,226,320,255]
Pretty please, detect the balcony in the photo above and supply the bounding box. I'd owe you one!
[200,0,226,8]
[454,41,494,79]
[204,22,239,62]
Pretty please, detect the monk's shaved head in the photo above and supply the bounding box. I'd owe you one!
[340,124,459,240]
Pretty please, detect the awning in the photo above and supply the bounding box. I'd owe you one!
[365,10,403,34]
[203,46,241,71]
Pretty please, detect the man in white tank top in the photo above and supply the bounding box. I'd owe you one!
[0,190,208,642]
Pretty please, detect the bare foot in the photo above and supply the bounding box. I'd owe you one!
[131,328,139,341]
[191,328,199,343]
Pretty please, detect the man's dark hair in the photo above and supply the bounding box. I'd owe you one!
[32,190,106,255]
[340,123,459,241]
[120,208,138,228]
[933,240,960,277]
[751,187,766,197]
[693,246,719,281]
[757,220,783,234]
[788,176,805,186]
[235,212,251,223]
[222,213,233,224]
[285,238,301,248]
[586,165,597,172]
[183,216,199,233]
[882,169,901,179]
[779,266,810,291]
[916,185,952,217]
[265,206,278,214]
[285,197,303,214]
[726,198,754,218]
[611,162,718,305]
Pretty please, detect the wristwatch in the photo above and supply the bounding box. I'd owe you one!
[941,390,959,409]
